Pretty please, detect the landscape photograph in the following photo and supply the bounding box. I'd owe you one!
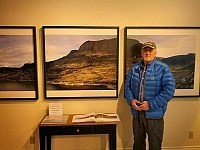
[0,27,37,99]
[125,32,200,97]
[43,27,119,98]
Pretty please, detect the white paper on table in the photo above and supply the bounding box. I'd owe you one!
[49,103,63,117]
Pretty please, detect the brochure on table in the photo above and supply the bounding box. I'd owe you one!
[41,103,68,125]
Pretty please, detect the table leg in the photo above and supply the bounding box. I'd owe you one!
[47,135,51,150]
[39,128,45,150]
[109,125,116,150]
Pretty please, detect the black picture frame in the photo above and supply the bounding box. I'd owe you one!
[0,26,38,100]
[42,26,119,99]
[124,26,200,97]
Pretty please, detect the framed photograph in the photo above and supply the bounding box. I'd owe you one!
[0,26,38,100]
[124,26,200,97]
[42,26,119,99]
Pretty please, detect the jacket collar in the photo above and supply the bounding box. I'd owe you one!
[140,58,156,68]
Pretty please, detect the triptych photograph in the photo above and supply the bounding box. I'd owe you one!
[0,26,199,100]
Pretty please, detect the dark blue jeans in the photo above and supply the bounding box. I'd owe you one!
[133,111,164,150]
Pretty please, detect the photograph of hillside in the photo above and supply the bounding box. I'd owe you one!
[125,38,195,89]
[125,32,199,96]
[44,34,118,92]
[0,33,37,92]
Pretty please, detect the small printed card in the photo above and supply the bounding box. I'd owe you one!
[49,103,63,117]
[41,103,68,125]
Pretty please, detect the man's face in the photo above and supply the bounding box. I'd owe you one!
[141,47,157,64]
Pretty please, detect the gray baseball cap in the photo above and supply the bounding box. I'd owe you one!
[142,42,157,50]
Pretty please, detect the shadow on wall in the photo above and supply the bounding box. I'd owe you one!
[117,82,133,149]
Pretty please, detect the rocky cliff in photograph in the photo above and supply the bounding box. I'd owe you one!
[45,38,118,90]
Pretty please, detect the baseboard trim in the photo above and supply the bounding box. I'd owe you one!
[117,146,200,150]
[162,146,200,150]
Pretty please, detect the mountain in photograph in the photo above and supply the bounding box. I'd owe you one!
[125,38,195,89]
[0,63,35,81]
[45,38,118,90]
[0,63,36,91]
[161,53,195,69]
[160,53,195,89]
[1,37,195,91]
[125,39,142,74]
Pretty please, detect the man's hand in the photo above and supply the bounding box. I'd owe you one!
[131,99,142,111]
[139,101,149,111]
[131,99,150,111]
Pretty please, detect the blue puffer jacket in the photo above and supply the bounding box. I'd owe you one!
[125,58,175,119]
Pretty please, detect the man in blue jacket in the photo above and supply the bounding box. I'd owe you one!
[125,41,175,150]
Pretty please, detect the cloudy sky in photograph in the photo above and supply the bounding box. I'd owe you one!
[129,35,196,58]
[0,35,34,68]
[45,35,116,61]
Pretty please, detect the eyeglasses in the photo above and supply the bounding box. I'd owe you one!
[142,49,155,53]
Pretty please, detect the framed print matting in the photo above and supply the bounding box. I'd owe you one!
[124,27,200,97]
[42,26,119,99]
[0,26,38,100]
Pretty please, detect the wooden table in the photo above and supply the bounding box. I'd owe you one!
[39,114,117,150]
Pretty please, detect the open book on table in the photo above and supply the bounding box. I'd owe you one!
[72,113,120,123]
